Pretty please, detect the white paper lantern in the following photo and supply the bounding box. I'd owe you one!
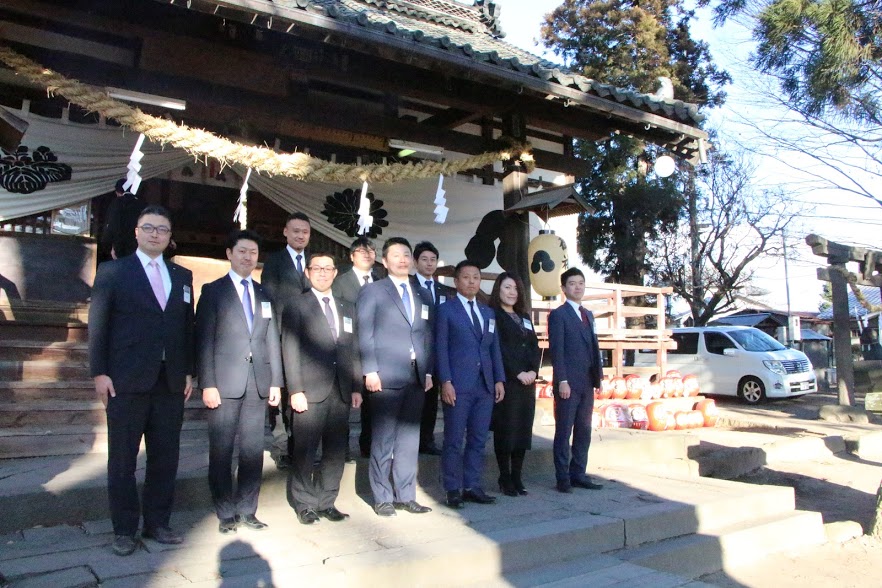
[654,155,676,178]
[528,230,568,298]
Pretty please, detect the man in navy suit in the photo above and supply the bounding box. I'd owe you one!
[89,205,194,556]
[357,237,434,517]
[261,211,311,467]
[435,260,505,508]
[411,241,456,456]
[332,236,383,459]
[195,230,283,535]
[282,253,362,525]
[547,268,604,493]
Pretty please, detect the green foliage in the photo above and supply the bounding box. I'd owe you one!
[541,0,730,286]
[575,137,684,284]
[704,0,882,122]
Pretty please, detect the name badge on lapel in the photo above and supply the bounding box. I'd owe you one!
[523,318,534,331]
[343,316,353,333]
[439,295,446,304]
[183,285,191,304]
[421,304,430,320]
[488,319,496,334]
[261,301,272,318]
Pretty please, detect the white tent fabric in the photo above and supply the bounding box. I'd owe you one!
[0,109,192,221]
[245,169,503,269]
[0,109,506,269]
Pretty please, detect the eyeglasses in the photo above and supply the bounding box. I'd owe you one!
[353,248,375,255]
[138,224,171,235]
[308,266,336,274]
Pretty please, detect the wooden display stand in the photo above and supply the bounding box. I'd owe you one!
[533,281,675,379]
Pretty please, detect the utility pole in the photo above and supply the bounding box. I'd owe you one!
[782,229,793,342]
[687,168,700,323]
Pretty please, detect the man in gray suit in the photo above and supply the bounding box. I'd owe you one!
[195,230,283,534]
[89,205,194,556]
[357,237,434,517]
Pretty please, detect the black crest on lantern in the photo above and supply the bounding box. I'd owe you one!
[322,187,389,238]
[0,145,72,194]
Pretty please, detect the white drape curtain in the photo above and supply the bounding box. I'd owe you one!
[0,109,192,221]
[1,110,505,269]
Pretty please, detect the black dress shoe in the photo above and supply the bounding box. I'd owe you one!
[498,477,518,497]
[111,535,138,556]
[142,526,183,545]
[393,500,432,514]
[446,490,464,509]
[516,486,529,496]
[236,514,268,530]
[571,478,604,490]
[218,518,237,535]
[275,454,292,470]
[419,445,443,456]
[317,507,350,522]
[374,502,397,517]
[463,488,496,504]
[297,509,320,525]
[556,481,573,493]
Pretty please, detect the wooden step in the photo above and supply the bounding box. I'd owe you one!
[0,400,207,427]
[0,322,88,343]
[0,380,97,402]
[0,340,89,361]
[0,360,90,381]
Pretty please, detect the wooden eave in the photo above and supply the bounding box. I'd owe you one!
[158,0,707,157]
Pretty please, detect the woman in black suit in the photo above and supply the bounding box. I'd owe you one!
[489,272,541,496]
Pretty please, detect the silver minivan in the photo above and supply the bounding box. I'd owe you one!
[635,326,818,404]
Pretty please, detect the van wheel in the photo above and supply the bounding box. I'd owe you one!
[738,377,765,405]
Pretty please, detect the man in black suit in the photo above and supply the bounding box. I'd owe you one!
[195,230,283,535]
[411,241,456,456]
[101,178,146,260]
[260,211,311,467]
[357,237,434,517]
[332,236,383,458]
[282,253,362,525]
[89,205,194,556]
[548,268,604,493]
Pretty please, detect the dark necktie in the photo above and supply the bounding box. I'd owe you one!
[400,283,412,323]
[362,274,370,286]
[425,279,434,304]
[468,300,482,338]
[295,254,303,273]
[323,296,337,340]
[241,278,253,332]
[579,306,590,327]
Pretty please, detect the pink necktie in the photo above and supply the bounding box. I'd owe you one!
[148,260,167,310]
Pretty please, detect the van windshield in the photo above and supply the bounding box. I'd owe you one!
[726,329,786,352]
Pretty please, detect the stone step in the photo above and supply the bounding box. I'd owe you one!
[615,509,826,579]
[0,400,207,428]
[0,339,89,361]
[0,322,88,343]
[0,422,210,459]
[0,360,90,381]
[0,380,97,402]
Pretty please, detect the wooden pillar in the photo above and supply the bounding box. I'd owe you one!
[829,262,856,406]
[498,112,530,302]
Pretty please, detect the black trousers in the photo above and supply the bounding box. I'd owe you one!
[287,392,349,512]
[207,369,265,520]
[419,379,441,450]
[106,366,184,536]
